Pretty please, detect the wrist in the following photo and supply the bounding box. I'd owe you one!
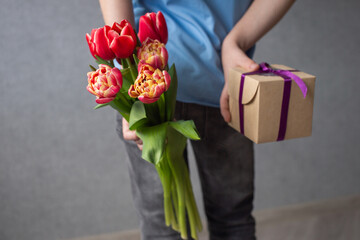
[225,31,253,52]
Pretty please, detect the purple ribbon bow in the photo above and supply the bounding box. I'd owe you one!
[238,62,308,141]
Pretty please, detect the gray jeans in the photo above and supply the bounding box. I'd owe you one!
[116,102,256,240]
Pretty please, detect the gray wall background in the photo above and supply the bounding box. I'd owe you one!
[1,0,359,239]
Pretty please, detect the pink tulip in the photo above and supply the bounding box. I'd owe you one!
[87,64,123,104]
[138,11,168,44]
[86,20,136,60]
[137,39,168,70]
[128,64,171,104]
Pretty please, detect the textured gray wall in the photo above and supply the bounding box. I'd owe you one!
[0,0,359,240]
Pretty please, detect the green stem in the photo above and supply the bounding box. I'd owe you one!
[121,58,128,68]
[156,164,171,227]
[165,157,180,232]
[109,59,115,68]
[185,190,198,240]
[171,179,179,222]
[126,57,137,81]
[162,128,202,239]
[169,199,179,231]
[134,28,141,47]
[184,165,203,232]
[167,152,187,239]
[164,157,177,229]
[177,173,187,239]
[170,147,202,239]
[158,94,166,123]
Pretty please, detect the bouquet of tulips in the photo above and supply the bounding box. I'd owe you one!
[85,12,203,239]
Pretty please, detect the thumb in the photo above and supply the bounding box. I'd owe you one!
[235,50,259,72]
[247,61,259,71]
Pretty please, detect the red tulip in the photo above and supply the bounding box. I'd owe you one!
[86,20,136,60]
[109,20,137,59]
[128,64,171,104]
[86,26,116,60]
[87,64,123,104]
[138,11,168,44]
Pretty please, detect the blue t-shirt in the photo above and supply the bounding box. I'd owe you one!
[133,0,254,107]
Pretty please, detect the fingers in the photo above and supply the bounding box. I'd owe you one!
[122,118,137,141]
[220,54,258,123]
[122,118,143,150]
[221,37,260,123]
[135,139,143,151]
[220,83,231,123]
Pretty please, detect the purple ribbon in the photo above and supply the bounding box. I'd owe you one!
[238,62,307,141]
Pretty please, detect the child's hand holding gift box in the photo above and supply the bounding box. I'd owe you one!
[228,63,316,143]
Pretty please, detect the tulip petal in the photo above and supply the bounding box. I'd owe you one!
[139,95,159,104]
[94,27,115,60]
[161,47,168,65]
[163,71,171,90]
[139,15,160,43]
[104,85,120,97]
[110,35,136,59]
[107,29,118,44]
[137,39,168,69]
[151,56,162,70]
[86,33,96,58]
[111,67,123,86]
[87,65,123,104]
[156,11,168,44]
[86,85,96,95]
[111,20,137,49]
[96,97,114,104]
[111,22,122,33]
[121,24,137,43]
[149,13,156,24]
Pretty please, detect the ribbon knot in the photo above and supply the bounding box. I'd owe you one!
[238,62,308,141]
[259,62,307,98]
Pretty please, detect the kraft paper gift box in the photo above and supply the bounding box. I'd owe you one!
[228,63,316,143]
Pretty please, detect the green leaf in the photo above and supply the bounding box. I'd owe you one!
[169,120,201,140]
[120,67,133,98]
[120,70,133,93]
[129,101,149,130]
[136,123,168,164]
[93,102,110,110]
[166,128,187,160]
[164,64,178,121]
[115,91,132,108]
[144,101,161,125]
[89,64,97,71]
[109,99,130,122]
[165,126,187,163]
[95,55,112,67]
